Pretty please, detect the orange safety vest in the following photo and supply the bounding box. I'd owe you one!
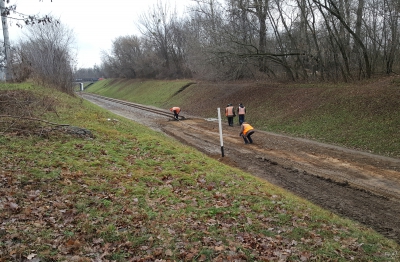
[170,107,181,114]
[242,123,254,135]
[225,106,234,117]
[238,107,246,115]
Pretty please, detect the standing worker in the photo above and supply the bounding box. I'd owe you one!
[239,122,255,144]
[170,107,181,120]
[225,103,236,126]
[237,103,246,125]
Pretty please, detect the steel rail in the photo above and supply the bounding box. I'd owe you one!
[79,92,185,120]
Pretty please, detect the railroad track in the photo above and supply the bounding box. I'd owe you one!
[79,92,186,120]
[80,92,400,202]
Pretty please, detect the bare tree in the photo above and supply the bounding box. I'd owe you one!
[137,0,189,78]
[109,36,140,78]
[235,0,269,72]
[186,0,268,80]
[312,0,371,78]
[13,20,76,94]
[371,0,400,74]
[185,0,229,79]
[97,0,193,79]
[0,0,57,81]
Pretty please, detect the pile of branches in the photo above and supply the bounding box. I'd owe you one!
[0,90,92,138]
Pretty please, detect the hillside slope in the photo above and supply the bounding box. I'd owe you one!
[87,77,400,158]
[3,83,399,261]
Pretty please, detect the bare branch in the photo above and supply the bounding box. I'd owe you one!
[0,115,69,126]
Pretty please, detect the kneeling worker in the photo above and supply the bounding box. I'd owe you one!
[170,107,181,120]
[239,122,255,144]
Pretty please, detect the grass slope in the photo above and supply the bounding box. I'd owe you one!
[1,83,399,261]
[86,78,400,158]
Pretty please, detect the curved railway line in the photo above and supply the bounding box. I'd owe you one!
[80,92,186,120]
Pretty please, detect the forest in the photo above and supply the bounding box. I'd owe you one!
[6,0,400,93]
[97,0,400,82]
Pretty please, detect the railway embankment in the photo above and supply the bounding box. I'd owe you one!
[1,82,399,260]
[85,77,400,158]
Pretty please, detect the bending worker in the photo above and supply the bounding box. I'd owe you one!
[225,103,236,126]
[170,107,181,120]
[239,122,255,144]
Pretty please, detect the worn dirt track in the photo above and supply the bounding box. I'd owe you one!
[81,93,400,244]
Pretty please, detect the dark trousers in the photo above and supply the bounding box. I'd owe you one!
[173,111,179,120]
[227,116,234,126]
[238,115,245,125]
[242,130,254,144]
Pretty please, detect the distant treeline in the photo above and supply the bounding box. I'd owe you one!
[74,67,103,81]
[99,0,400,82]
[74,78,101,82]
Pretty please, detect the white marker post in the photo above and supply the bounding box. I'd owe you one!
[217,108,224,157]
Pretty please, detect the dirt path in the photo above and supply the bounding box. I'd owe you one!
[82,94,400,244]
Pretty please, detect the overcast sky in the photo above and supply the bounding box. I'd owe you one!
[7,0,190,68]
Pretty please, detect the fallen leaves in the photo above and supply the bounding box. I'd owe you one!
[6,201,20,212]
[0,162,396,262]
[1,87,399,261]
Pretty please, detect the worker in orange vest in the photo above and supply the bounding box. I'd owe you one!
[225,103,236,126]
[239,122,255,144]
[237,103,246,125]
[170,107,181,120]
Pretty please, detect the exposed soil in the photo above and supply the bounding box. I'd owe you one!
[81,93,400,244]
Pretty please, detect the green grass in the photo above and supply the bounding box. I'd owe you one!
[86,78,400,157]
[87,78,192,107]
[1,83,399,261]
[262,94,400,156]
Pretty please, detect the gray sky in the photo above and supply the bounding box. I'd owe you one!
[7,0,190,68]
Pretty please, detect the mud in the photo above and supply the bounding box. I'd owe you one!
[81,93,400,244]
